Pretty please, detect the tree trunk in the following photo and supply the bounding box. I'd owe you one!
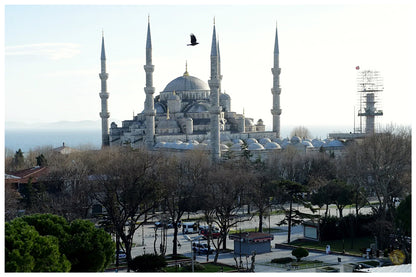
[172,225,178,256]
[258,210,263,233]
[287,199,292,243]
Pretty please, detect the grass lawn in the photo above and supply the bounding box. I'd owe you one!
[290,237,375,255]
[164,262,235,272]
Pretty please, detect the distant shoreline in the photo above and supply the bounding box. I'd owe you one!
[5,129,102,152]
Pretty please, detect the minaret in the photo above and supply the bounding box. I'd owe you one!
[99,34,110,147]
[208,19,221,161]
[143,17,156,149]
[271,25,282,137]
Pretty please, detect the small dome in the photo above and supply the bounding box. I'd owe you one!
[324,140,344,148]
[280,140,291,149]
[259,138,272,145]
[230,143,242,151]
[248,142,265,151]
[264,141,282,150]
[163,75,209,92]
[302,141,314,148]
[220,144,229,151]
[245,118,254,126]
[194,143,208,150]
[220,92,231,100]
[232,138,243,144]
[246,138,258,145]
[167,93,180,100]
[290,136,302,144]
[312,139,325,148]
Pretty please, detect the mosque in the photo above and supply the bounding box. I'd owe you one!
[99,18,344,159]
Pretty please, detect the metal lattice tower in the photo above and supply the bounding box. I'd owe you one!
[356,69,383,134]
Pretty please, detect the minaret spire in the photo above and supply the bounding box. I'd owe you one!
[209,19,221,161]
[271,24,282,137]
[144,16,156,149]
[99,33,110,147]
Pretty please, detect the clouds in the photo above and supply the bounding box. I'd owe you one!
[6,43,81,60]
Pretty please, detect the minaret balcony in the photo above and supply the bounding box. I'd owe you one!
[99,92,109,99]
[100,112,110,118]
[99,73,109,80]
[144,65,155,72]
[144,87,155,94]
[271,109,282,116]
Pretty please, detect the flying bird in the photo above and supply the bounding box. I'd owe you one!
[187,33,199,46]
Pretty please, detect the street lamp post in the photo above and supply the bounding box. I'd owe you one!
[184,235,203,272]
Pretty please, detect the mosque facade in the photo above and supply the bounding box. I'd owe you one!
[99,19,282,159]
[99,19,344,158]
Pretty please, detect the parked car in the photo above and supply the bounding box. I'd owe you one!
[155,219,181,229]
[115,250,126,260]
[192,242,213,254]
[199,225,221,239]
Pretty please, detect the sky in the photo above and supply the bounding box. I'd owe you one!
[2,0,415,137]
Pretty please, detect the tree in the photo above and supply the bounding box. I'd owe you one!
[158,150,210,257]
[91,147,161,269]
[395,194,411,237]
[5,218,71,272]
[250,160,276,233]
[290,126,311,139]
[12,148,25,170]
[130,254,167,272]
[65,219,115,272]
[204,161,254,263]
[36,154,48,166]
[42,151,94,220]
[275,180,316,243]
[326,179,353,219]
[5,183,22,221]
[17,213,115,272]
[292,247,309,262]
[342,126,411,220]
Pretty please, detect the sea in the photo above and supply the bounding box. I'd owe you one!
[4,129,102,153]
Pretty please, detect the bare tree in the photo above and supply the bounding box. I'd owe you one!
[290,126,312,139]
[157,150,211,257]
[341,126,411,220]
[204,161,254,263]
[91,147,162,269]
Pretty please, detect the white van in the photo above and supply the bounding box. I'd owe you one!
[182,222,198,234]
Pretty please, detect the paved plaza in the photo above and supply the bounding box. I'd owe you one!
[126,212,374,272]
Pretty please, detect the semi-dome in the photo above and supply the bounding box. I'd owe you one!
[163,74,209,92]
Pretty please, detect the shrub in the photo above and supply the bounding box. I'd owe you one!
[292,247,309,262]
[181,262,206,272]
[130,254,167,272]
[271,257,294,264]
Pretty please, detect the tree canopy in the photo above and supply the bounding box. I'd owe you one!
[5,214,114,272]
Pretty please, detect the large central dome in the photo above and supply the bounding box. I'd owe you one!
[162,74,209,92]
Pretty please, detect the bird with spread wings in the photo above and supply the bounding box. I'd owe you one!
[187,33,199,46]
